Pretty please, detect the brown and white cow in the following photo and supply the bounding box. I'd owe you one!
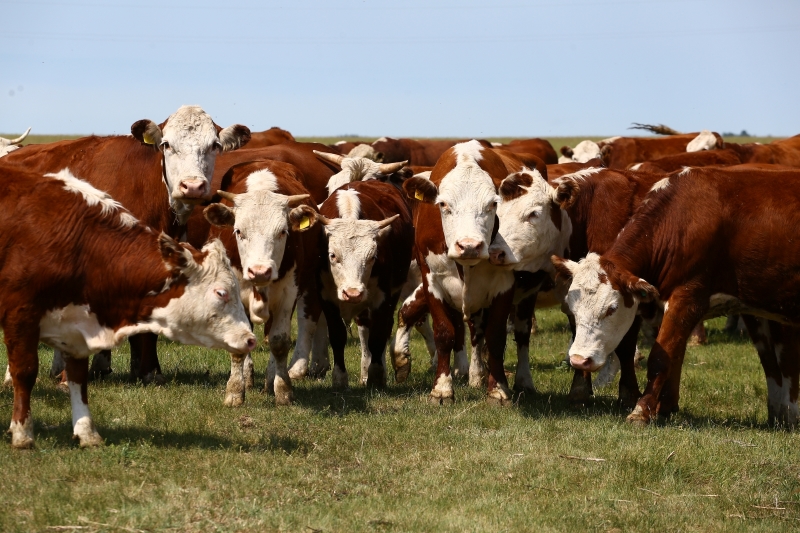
[2,106,251,382]
[312,151,408,196]
[199,160,322,407]
[492,138,558,165]
[553,167,800,427]
[0,127,31,157]
[372,137,493,167]
[1,166,255,449]
[401,140,516,404]
[244,126,295,149]
[724,134,800,167]
[629,148,742,174]
[289,180,414,388]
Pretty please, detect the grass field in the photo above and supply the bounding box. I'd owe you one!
[1,309,799,532]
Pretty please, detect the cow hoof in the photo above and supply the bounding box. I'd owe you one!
[626,405,650,426]
[89,368,113,381]
[394,361,411,384]
[308,365,330,380]
[288,361,308,381]
[487,385,512,406]
[428,393,455,406]
[617,388,641,410]
[273,376,293,406]
[74,431,103,448]
[367,365,387,389]
[9,419,35,449]
[56,381,70,394]
[223,393,245,408]
[11,435,35,449]
[512,382,536,396]
[142,372,166,386]
[332,367,349,389]
[468,373,486,389]
[274,390,294,406]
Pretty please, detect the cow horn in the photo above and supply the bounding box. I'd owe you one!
[286,194,310,207]
[216,190,238,202]
[316,214,332,226]
[378,161,407,174]
[376,214,399,229]
[9,127,32,145]
[313,150,344,166]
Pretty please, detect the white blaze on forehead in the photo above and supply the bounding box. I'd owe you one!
[552,167,603,186]
[324,217,386,299]
[45,169,138,228]
[570,140,601,163]
[326,157,385,196]
[335,189,361,219]
[564,253,638,369]
[686,130,716,152]
[373,137,389,144]
[649,177,670,193]
[245,168,279,192]
[231,189,294,278]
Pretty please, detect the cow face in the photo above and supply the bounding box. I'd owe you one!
[204,188,310,286]
[489,170,576,271]
[131,105,250,211]
[552,253,657,371]
[152,237,255,354]
[686,130,718,152]
[404,141,500,265]
[562,140,602,163]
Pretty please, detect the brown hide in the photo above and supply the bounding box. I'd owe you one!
[631,148,742,174]
[725,135,800,167]
[373,137,494,166]
[245,127,295,149]
[546,158,605,180]
[600,132,723,169]
[495,138,558,164]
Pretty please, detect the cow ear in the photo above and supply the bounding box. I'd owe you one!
[600,144,612,160]
[218,124,251,151]
[625,277,659,303]
[551,255,576,282]
[499,172,533,201]
[552,178,580,209]
[288,205,319,232]
[204,203,235,227]
[159,233,191,269]
[131,119,162,150]
[560,145,574,158]
[403,176,438,203]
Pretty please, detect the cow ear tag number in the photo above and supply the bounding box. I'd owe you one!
[415,190,424,201]
[299,216,311,230]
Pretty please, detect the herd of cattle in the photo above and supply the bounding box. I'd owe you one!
[1,105,799,450]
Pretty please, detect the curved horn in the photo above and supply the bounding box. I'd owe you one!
[376,214,399,229]
[216,190,238,202]
[9,127,32,145]
[313,150,345,166]
[378,160,407,174]
[316,214,333,226]
[286,194,310,207]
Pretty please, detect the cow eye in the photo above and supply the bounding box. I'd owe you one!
[528,211,538,219]
[160,141,171,151]
[280,229,288,237]
[215,289,228,300]
[329,252,336,262]
[605,305,617,317]
[234,228,242,238]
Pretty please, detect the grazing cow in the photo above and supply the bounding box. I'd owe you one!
[372,137,493,167]
[629,148,742,174]
[0,127,31,157]
[1,105,251,382]
[244,126,295,149]
[724,135,800,167]
[289,181,414,387]
[1,166,255,448]
[401,140,516,404]
[493,138,558,165]
[489,167,667,405]
[199,160,322,406]
[553,167,800,427]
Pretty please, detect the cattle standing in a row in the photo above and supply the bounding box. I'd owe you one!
[0,166,255,448]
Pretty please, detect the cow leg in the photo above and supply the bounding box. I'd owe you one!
[453,320,470,381]
[88,350,113,380]
[484,288,515,406]
[137,333,164,385]
[323,301,349,390]
[687,320,708,346]
[224,352,247,407]
[355,314,374,386]
[428,299,461,405]
[392,284,429,383]
[308,313,331,379]
[243,353,255,390]
[289,293,321,381]
[5,320,39,449]
[566,308,594,406]
[50,348,66,379]
[264,305,295,405]
[64,356,102,447]
[628,296,701,425]
[512,292,537,395]
[773,325,800,428]
[468,316,487,388]
[365,297,398,389]
[614,317,643,409]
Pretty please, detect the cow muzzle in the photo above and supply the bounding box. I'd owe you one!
[569,354,601,372]
[453,238,485,260]
[174,178,209,201]
[246,265,274,285]
[340,287,364,303]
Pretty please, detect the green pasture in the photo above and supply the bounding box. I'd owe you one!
[1,310,798,532]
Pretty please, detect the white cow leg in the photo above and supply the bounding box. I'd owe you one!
[268,325,294,406]
[358,323,371,385]
[65,356,102,447]
[224,353,247,407]
[308,314,331,379]
[513,344,535,395]
[243,353,255,390]
[2,365,11,387]
[289,299,318,381]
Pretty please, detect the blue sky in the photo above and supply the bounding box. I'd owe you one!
[1,0,798,137]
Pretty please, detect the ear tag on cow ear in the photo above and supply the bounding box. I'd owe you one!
[415,190,424,201]
[299,216,311,230]
[143,132,154,145]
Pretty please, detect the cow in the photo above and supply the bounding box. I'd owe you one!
[401,140,516,404]
[1,105,251,383]
[288,180,414,388]
[560,131,724,169]
[199,160,322,406]
[552,167,800,427]
[629,148,742,174]
[724,134,800,167]
[244,126,295,149]
[311,151,408,196]
[1,166,255,449]
[372,137,493,167]
[493,138,558,165]
[0,127,31,157]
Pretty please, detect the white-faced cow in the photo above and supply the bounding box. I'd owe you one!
[199,160,322,407]
[0,127,31,157]
[553,167,800,427]
[1,166,254,449]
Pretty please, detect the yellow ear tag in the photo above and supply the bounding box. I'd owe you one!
[299,216,310,230]
[415,190,423,201]
[143,132,154,145]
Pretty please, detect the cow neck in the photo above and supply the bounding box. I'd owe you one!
[161,150,195,227]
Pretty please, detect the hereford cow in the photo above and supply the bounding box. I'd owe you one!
[1,106,251,382]
[372,137,493,167]
[244,126,295,149]
[1,167,255,449]
[401,140,516,404]
[199,160,322,406]
[0,127,31,157]
[724,135,800,167]
[493,138,558,165]
[288,181,414,387]
[553,167,800,427]
[312,151,408,196]
[629,148,742,174]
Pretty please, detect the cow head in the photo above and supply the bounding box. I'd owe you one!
[488,169,576,271]
[551,253,658,372]
[0,127,31,158]
[403,140,502,265]
[686,130,720,152]
[313,151,407,197]
[131,105,250,213]
[204,186,310,286]
[152,236,255,354]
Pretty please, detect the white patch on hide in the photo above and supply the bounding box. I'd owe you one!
[246,168,279,192]
[335,189,361,219]
[630,163,643,171]
[686,130,716,152]
[679,167,693,176]
[649,177,670,193]
[373,137,389,144]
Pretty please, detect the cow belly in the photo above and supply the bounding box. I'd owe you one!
[707,293,799,326]
[39,304,118,358]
